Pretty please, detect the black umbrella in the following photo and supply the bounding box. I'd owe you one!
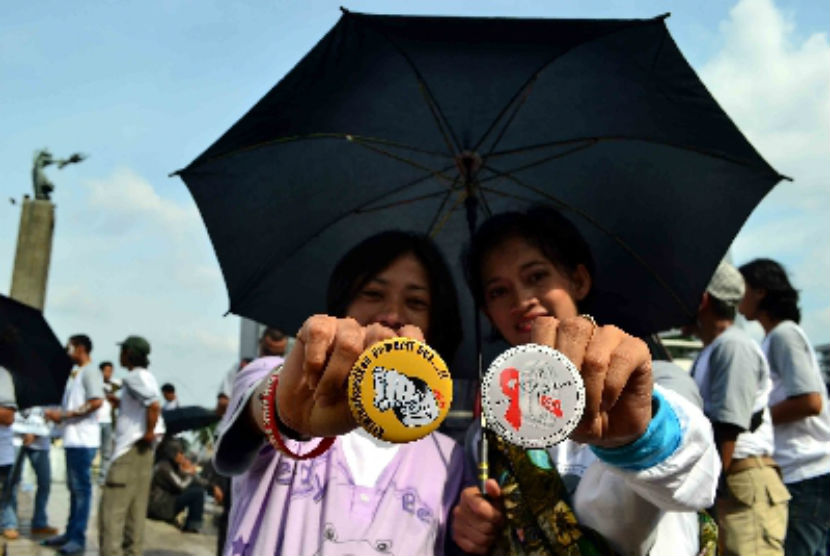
[162,405,221,436]
[0,294,72,410]
[176,10,785,379]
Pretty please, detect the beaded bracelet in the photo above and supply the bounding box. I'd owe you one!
[261,368,335,460]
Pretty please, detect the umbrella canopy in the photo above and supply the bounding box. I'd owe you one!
[162,405,220,436]
[177,10,785,378]
[0,294,72,410]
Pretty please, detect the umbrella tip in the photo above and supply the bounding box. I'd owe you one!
[340,6,350,14]
[657,12,671,20]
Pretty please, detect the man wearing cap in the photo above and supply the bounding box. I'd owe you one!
[98,335,164,556]
[686,261,790,556]
[42,334,103,555]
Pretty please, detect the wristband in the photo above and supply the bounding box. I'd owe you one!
[261,368,334,460]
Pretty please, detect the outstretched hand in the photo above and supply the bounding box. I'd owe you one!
[530,316,653,448]
[275,315,426,438]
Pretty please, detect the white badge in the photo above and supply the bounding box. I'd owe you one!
[482,343,585,448]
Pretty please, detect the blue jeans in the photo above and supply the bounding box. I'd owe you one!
[64,447,97,546]
[0,446,52,530]
[785,473,830,556]
[0,462,14,530]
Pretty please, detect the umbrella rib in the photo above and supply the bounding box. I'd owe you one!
[479,140,598,184]
[477,185,539,206]
[356,189,458,214]
[477,185,494,218]
[233,164,460,308]
[351,13,462,156]
[471,14,671,157]
[347,138,458,186]
[427,184,459,236]
[483,163,694,318]
[430,189,470,237]
[475,76,538,157]
[173,133,450,175]
[485,135,790,179]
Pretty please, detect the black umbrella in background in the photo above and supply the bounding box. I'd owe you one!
[176,10,786,380]
[162,405,221,436]
[0,294,72,410]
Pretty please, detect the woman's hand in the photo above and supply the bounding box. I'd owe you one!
[275,315,425,438]
[452,480,505,554]
[531,316,653,448]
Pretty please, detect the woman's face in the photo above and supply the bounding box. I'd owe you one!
[481,236,590,346]
[345,252,431,337]
[738,284,764,321]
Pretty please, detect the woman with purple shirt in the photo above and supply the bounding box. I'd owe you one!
[214,231,465,556]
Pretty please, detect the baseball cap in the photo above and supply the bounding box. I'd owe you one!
[706,260,745,307]
[118,335,151,357]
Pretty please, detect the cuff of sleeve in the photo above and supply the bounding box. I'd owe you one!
[590,389,682,471]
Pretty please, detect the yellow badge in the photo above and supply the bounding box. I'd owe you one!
[348,337,452,443]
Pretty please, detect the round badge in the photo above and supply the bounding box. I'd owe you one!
[482,343,585,448]
[348,337,452,444]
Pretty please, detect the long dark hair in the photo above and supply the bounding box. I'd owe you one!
[739,258,801,323]
[463,205,596,312]
[326,231,463,363]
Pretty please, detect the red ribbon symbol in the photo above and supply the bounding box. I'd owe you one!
[500,367,521,431]
[540,395,563,417]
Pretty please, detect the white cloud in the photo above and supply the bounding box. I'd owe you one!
[702,0,830,343]
[83,167,201,235]
[701,0,829,203]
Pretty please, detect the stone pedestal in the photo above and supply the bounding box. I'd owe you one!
[10,198,55,310]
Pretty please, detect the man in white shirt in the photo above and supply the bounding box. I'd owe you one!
[160,383,180,411]
[98,335,163,556]
[43,334,103,556]
[96,361,116,485]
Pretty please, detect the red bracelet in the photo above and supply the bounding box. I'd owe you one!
[261,368,335,460]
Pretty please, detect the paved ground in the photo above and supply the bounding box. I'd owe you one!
[2,468,220,556]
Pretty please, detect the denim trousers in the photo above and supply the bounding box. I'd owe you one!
[64,447,97,546]
[0,446,52,530]
[785,473,830,556]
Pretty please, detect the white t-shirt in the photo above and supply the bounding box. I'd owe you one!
[112,368,165,461]
[96,379,117,425]
[0,366,17,466]
[61,362,104,448]
[763,321,830,483]
[341,428,400,487]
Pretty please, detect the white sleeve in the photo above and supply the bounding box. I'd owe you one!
[574,386,719,556]
[605,385,720,512]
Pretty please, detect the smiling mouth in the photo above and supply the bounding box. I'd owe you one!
[515,313,546,333]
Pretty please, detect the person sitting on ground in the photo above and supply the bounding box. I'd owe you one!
[147,437,212,533]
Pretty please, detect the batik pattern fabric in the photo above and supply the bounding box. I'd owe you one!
[488,432,615,556]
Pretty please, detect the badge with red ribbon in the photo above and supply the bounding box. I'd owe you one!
[482,343,585,448]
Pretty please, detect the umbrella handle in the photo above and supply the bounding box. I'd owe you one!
[478,422,489,494]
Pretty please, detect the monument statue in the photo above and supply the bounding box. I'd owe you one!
[32,149,87,200]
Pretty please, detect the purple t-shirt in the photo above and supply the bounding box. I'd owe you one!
[215,359,464,556]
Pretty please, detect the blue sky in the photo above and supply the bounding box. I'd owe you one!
[2,0,828,406]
